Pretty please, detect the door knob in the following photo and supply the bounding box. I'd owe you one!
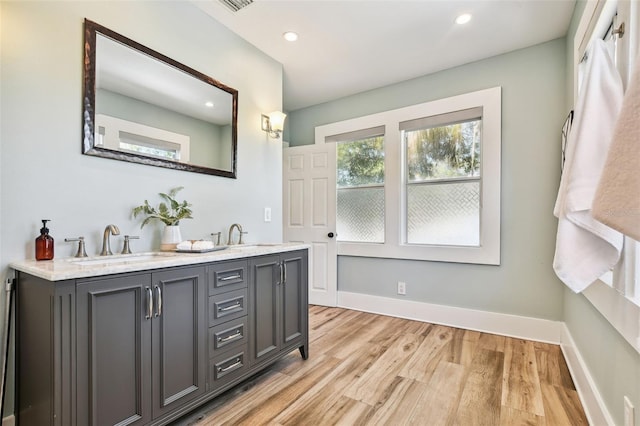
[328,232,335,238]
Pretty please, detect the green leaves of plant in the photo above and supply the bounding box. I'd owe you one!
[132,187,193,228]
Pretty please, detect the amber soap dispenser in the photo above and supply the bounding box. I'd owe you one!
[35,219,54,260]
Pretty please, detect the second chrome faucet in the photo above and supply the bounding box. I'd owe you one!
[227,223,247,245]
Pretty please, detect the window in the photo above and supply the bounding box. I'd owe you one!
[402,108,482,246]
[318,87,501,265]
[335,130,385,243]
[118,131,182,161]
[95,114,191,163]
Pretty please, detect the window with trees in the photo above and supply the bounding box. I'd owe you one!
[402,108,482,246]
[336,131,385,243]
[318,87,501,265]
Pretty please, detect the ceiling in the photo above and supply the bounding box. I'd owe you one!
[195,0,576,111]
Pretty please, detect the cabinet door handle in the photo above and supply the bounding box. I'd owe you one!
[145,287,153,320]
[218,302,241,312]
[278,262,283,285]
[154,285,162,317]
[283,261,287,285]
[218,331,242,343]
[217,358,242,373]
[219,274,241,282]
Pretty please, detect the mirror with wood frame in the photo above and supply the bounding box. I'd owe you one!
[83,19,238,178]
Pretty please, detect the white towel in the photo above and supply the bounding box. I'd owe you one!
[553,39,624,292]
[592,51,640,241]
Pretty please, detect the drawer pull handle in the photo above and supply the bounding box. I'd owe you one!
[218,331,242,343]
[217,358,242,373]
[219,274,241,282]
[218,302,241,312]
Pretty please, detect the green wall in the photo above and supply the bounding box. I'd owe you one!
[289,38,567,320]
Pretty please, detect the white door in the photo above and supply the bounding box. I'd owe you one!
[283,143,337,306]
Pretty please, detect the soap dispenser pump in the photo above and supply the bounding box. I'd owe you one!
[35,219,54,260]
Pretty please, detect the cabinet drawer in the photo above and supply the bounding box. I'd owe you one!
[209,288,247,326]
[209,346,248,389]
[209,317,247,356]
[208,260,247,295]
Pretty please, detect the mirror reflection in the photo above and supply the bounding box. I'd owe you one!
[83,19,238,178]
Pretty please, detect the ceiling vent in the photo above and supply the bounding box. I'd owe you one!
[218,0,254,12]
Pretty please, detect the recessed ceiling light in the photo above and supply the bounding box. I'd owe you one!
[205,101,214,108]
[283,31,298,42]
[455,13,472,25]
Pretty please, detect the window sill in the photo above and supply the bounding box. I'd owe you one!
[582,279,640,354]
[337,241,500,266]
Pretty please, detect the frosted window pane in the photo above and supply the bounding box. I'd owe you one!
[407,181,479,246]
[337,187,384,243]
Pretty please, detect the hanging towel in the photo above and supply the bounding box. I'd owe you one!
[592,52,640,241]
[553,39,624,293]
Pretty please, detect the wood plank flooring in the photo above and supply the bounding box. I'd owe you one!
[176,306,587,426]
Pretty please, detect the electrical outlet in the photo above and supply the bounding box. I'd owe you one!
[264,207,272,222]
[624,396,635,426]
[397,281,406,295]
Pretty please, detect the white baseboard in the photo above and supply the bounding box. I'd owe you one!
[2,414,14,426]
[336,291,613,425]
[560,324,614,426]
[337,291,563,343]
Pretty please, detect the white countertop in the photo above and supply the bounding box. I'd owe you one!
[10,243,310,281]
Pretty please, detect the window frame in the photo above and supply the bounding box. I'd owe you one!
[316,87,502,265]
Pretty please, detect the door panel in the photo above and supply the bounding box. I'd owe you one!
[249,255,280,364]
[282,254,303,345]
[288,179,305,226]
[283,144,337,306]
[152,267,206,418]
[76,274,152,426]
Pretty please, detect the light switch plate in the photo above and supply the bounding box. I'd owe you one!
[264,207,272,222]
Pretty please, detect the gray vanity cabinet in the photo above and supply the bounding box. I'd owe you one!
[249,250,308,367]
[75,266,206,425]
[15,247,308,426]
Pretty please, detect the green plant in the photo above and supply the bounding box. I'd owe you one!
[132,187,193,228]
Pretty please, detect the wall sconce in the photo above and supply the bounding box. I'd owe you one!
[261,111,287,139]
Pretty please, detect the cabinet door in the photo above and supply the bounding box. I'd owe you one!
[151,266,206,418]
[76,273,152,426]
[248,255,281,365]
[281,251,308,351]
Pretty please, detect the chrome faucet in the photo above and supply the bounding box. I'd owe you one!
[100,224,121,256]
[227,223,246,245]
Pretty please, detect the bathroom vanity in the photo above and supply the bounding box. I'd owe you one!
[11,244,309,426]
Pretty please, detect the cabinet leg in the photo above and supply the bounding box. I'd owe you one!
[299,345,308,360]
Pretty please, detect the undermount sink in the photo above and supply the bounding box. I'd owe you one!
[65,252,175,266]
[228,243,279,250]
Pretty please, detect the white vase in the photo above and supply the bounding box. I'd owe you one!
[160,225,182,251]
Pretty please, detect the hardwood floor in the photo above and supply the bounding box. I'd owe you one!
[176,306,587,426]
